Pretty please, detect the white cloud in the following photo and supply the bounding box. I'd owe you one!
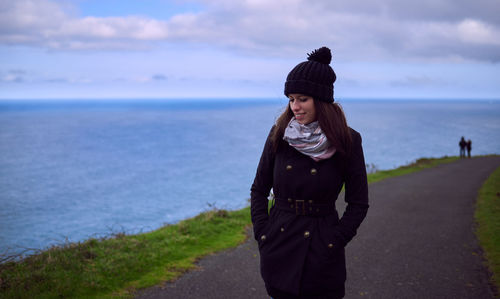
[55,16,169,40]
[457,19,500,45]
[1,0,500,61]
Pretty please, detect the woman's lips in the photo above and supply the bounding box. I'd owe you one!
[295,113,305,120]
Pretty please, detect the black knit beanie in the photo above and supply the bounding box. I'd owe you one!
[284,47,336,103]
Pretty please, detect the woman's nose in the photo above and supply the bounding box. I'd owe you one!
[291,101,300,111]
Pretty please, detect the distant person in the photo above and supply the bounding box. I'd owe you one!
[250,47,369,299]
[467,139,472,158]
[459,137,466,158]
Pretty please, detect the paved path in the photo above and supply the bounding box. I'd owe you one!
[135,156,500,299]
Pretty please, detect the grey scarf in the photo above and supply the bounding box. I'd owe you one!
[283,118,336,161]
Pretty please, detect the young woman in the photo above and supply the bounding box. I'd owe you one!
[250,47,369,299]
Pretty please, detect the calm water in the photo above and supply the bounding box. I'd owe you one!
[1,99,499,255]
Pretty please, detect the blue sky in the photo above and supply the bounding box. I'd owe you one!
[1,0,499,100]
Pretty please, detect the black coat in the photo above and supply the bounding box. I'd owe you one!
[250,127,369,298]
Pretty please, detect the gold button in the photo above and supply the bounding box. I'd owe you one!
[288,198,293,203]
[308,200,313,204]
[310,168,317,175]
[280,227,285,232]
[290,204,294,208]
[286,165,292,171]
[304,231,310,238]
[309,207,313,211]
[328,243,333,249]
[316,208,320,212]
[261,235,266,241]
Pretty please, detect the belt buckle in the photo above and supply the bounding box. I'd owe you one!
[295,200,305,215]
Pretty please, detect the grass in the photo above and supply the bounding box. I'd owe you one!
[0,156,464,298]
[0,208,250,298]
[475,165,500,296]
[367,156,458,183]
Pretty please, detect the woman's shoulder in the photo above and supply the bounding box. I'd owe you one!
[348,127,362,141]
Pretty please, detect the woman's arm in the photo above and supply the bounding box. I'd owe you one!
[250,129,276,240]
[334,129,370,247]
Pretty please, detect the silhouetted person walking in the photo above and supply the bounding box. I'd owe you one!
[459,137,466,158]
[466,139,472,158]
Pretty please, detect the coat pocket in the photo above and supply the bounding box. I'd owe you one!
[257,221,272,250]
[257,208,286,251]
[317,217,344,259]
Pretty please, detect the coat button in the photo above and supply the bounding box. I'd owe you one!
[309,207,313,211]
[286,165,292,171]
[290,204,294,208]
[261,235,266,241]
[304,231,310,238]
[288,198,293,203]
[310,168,317,175]
[328,243,333,249]
[308,200,313,204]
[280,227,285,232]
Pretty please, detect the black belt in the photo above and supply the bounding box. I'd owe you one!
[274,197,337,217]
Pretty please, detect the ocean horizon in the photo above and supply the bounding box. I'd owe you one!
[1,98,499,256]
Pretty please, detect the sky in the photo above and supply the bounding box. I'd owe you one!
[1,0,499,100]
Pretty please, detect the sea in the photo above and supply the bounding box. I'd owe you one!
[1,98,499,256]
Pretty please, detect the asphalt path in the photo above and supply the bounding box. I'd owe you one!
[135,156,500,299]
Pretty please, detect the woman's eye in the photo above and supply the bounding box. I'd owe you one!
[299,98,308,102]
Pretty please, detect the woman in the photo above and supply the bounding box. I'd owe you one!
[250,47,369,299]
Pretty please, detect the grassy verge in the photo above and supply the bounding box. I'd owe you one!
[367,156,458,183]
[0,209,250,298]
[0,156,459,298]
[475,165,500,296]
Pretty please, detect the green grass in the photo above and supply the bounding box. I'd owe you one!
[475,165,500,296]
[0,156,461,298]
[0,208,250,298]
[367,156,458,183]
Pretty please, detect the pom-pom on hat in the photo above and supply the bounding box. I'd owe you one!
[284,47,336,103]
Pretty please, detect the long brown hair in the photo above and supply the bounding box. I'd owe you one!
[271,99,352,155]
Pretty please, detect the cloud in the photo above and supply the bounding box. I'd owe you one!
[390,75,446,88]
[152,74,167,81]
[1,0,500,62]
[0,0,171,49]
[45,78,68,83]
[457,19,500,45]
[0,68,95,85]
[0,69,28,83]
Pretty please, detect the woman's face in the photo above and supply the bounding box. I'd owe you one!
[288,93,316,125]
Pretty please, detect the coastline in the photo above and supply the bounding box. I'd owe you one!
[1,155,460,262]
[2,99,500,255]
[4,155,498,299]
